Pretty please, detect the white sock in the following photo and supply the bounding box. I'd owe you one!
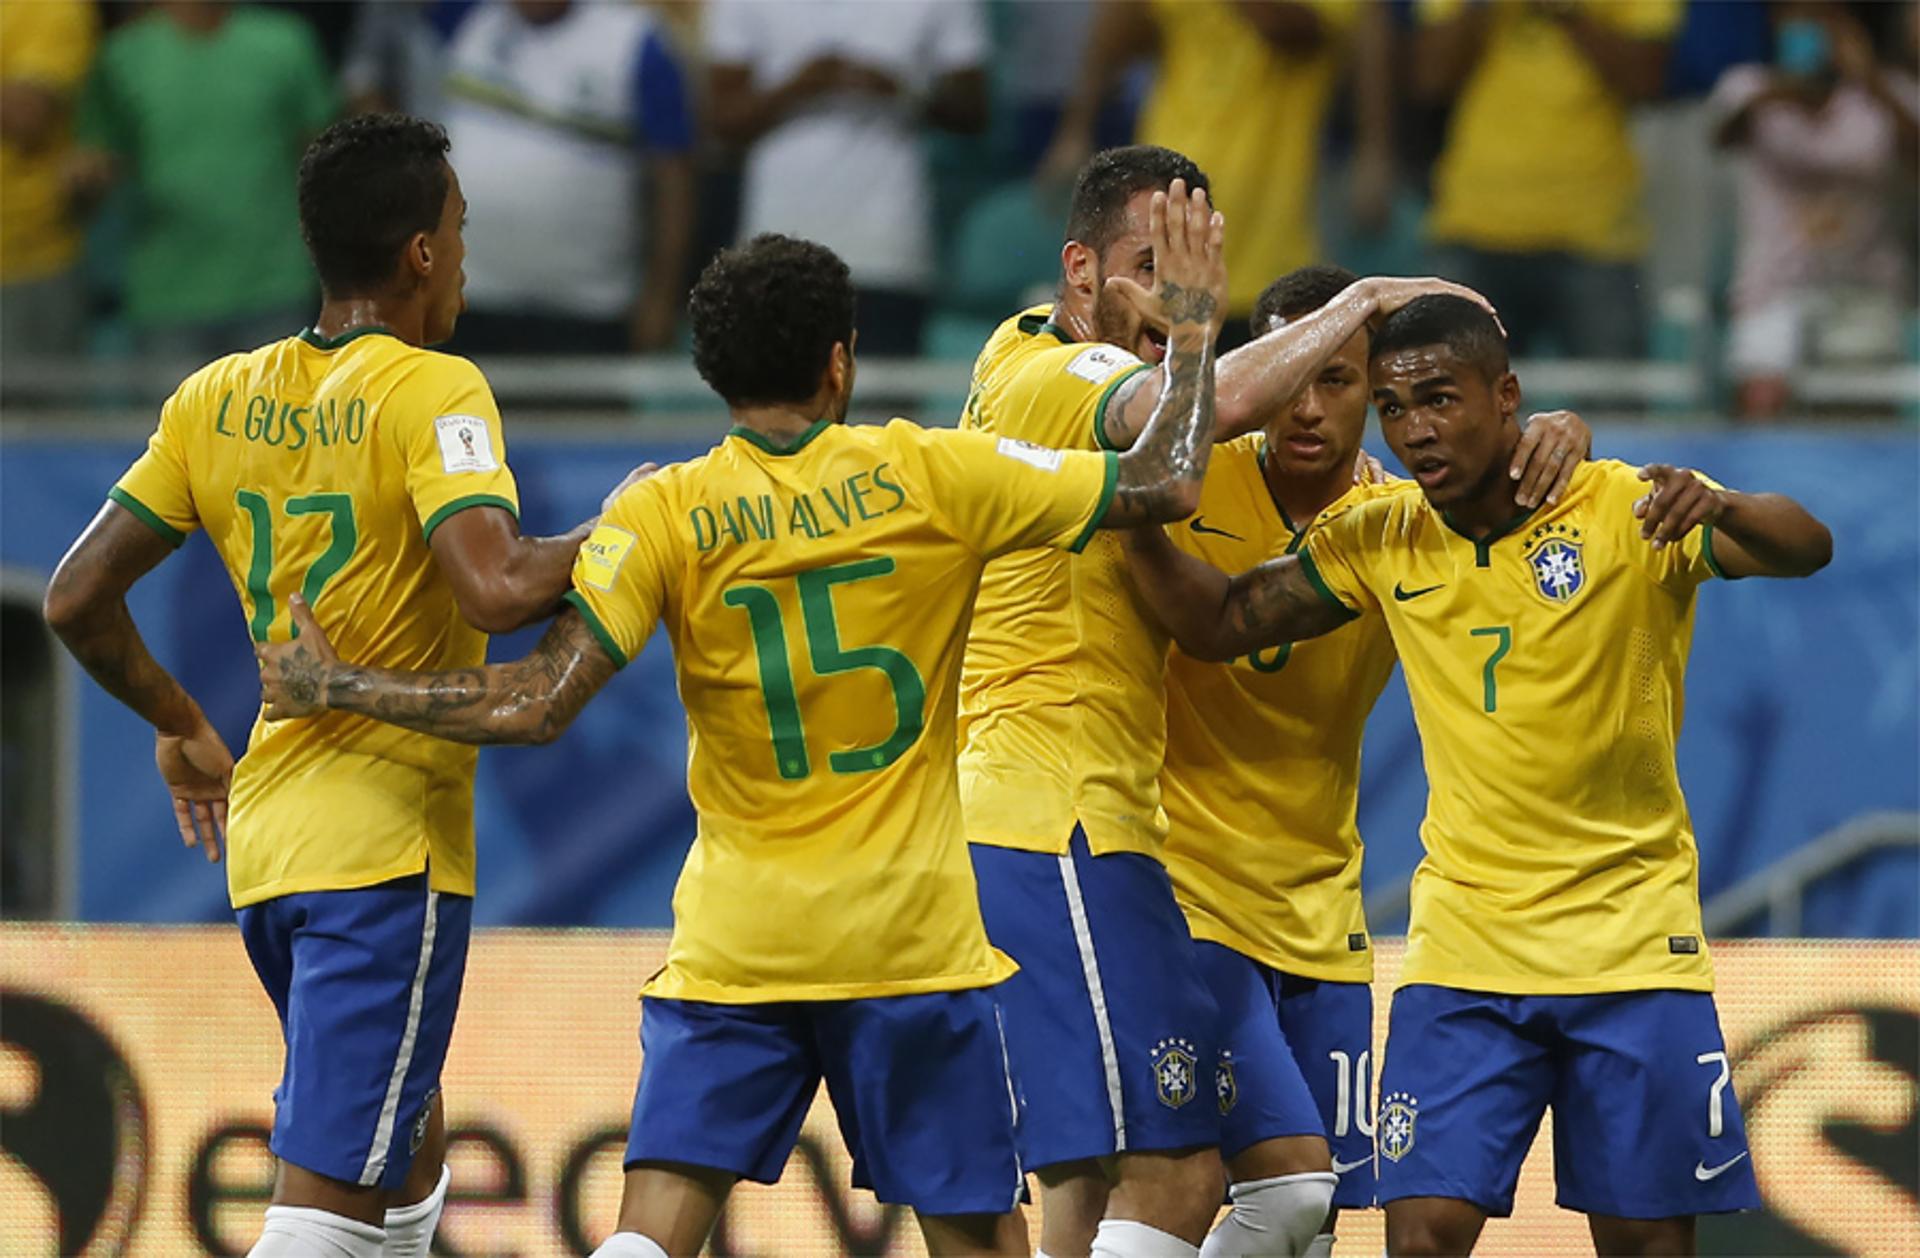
[590,1232,672,1258]
[250,1205,386,1258]
[382,1165,450,1258]
[1303,1234,1335,1258]
[1198,1172,1338,1258]
[1091,1218,1201,1258]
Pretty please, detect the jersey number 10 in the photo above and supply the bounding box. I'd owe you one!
[724,557,928,781]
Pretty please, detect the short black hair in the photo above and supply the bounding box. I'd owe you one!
[1250,264,1360,338]
[1065,145,1210,256]
[689,234,855,408]
[1371,294,1510,381]
[298,114,451,297]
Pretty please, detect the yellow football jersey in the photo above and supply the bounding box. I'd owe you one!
[1162,436,1404,982]
[1302,460,1725,995]
[112,326,520,908]
[957,305,1174,858]
[566,417,1117,1003]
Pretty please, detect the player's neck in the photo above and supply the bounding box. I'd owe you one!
[313,296,425,347]
[1261,452,1350,533]
[728,402,833,447]
[1441,465,1526,538]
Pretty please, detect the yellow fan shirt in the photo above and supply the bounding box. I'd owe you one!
[111,327,520,908]
[565,417,1117,1003]
[1161,436,1406,982]
[1301,460,1725,995]
[957,306,1174,859]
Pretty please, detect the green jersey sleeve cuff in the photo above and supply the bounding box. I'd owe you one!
[421,493,519,544]
[1068,451,1121,554]
[1295,549,1361,622]
[107,487,188,547]
[1091,362,1154,451]
[1700,523,1729,580]
[562,590,629,669]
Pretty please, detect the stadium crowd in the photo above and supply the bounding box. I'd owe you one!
[1,0,1915,415]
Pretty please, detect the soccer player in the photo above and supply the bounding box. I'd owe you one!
[42,115,628,1258]
[957,144,1491,1258]
[1123,295,1832,1257]
[251,204,1229,1258]
[1155,266,1590,1258]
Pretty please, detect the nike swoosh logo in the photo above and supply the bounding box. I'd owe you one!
[1694,1152,1749,1181]
[1392,581,1444,602]
[1331,1155,1372,1174]
[1188,517,1244,541]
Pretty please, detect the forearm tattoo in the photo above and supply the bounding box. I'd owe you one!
[325,612,615,745]
[1224,557,1353,649]
[1109,333,1217,523]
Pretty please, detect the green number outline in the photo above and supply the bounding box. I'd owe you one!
[723,557,929,780]
[1470,625,1511,713]
[234,490,359,642]
[722,584,811,780]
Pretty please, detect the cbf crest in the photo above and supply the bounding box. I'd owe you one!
[1379,1091,1419,1163]
[1523,522,1587,605]
[1152,1037,1199,1109]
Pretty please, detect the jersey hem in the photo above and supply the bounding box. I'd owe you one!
[640,952,1019,1004]
[107,487,188,547]
[1393,969,1716,996]
[1068,451,1121,554]
[563,590,630,669]
[1295,549,1360,620]
[227,857,470,909]
[1092,362,1154,451]
[421,493,519,544]
[1185,922,1374,984]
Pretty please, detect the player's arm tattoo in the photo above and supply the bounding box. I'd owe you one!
[1103,323,1217,527]
[44,501,205,736]
[1124,524,1353,661]
[316,610,619,746]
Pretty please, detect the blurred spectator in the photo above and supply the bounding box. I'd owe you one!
[0,0,97,364]
[1416,0,1680,358]
[1001,0,1138,173]
[340,0,455,120]
[1045,1,1381,344]
[70,0,336,362]
[1710,1,1919,420]
[439,0,694,357]
[705,0,989,358]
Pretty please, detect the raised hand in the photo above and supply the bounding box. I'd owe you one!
[1510,410,1593,508]
[156,715,232,863]
[256,594,340,721]
[1362,276,1503,333]
[1102,179,1229,336]
[1634,464,1724,550]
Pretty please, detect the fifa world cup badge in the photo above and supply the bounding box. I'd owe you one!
[1152,1037,1199,1109]
[1379,1091,1419,1162]
[1524,523,1587,605]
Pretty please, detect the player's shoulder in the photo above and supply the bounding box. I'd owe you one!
[1567,459,1647,509]
[606,448,715,522]
[1315,476,1424,532]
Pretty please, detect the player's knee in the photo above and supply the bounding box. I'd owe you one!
[1385,1208,1480,1257]
[1199,1171,1336,1258]
[1112,1146,1226,1241]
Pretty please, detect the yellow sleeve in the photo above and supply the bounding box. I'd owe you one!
[7,0,98,90]
[563,478,677,670]
[110,380,203,547]
[903,424,1118,558]
[1592,0,1682,39]
[1002,341,1152,452]
[1299,509,1379,619]
[384,357,521,542]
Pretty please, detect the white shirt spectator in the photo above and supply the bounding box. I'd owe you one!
[706,0,987,294]
[443,0,692,320]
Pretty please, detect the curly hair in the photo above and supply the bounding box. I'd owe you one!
[689,234,856,408]
[297,114,451,297]
[1250,264,1359,338]
[1372,294,1510,382]
[1065,145,1210,256]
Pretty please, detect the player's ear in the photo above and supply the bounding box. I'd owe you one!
[1061,240,1098,303]
[404,231,433,287]
[826,340,854,419]
[1495,370,1522,424]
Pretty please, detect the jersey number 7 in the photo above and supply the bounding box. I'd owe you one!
[723,557,928,780]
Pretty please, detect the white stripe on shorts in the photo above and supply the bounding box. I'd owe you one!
[1056,852,1127,1153]
[360,888,439,1185]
